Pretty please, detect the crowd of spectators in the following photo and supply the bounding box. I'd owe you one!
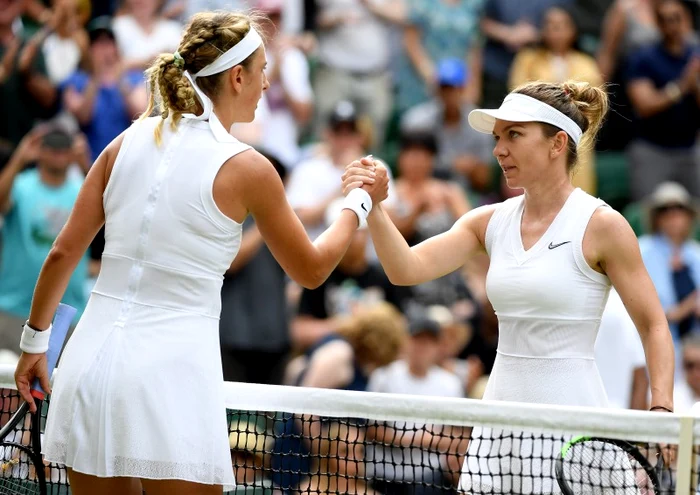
[0,0,699,491]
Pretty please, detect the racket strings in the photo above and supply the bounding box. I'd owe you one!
[562,440,657,494]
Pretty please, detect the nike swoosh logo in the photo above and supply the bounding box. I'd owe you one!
[548,241,571,250]
[361,203,367,213]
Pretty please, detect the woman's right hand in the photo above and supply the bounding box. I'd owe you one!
[342,156,389,206]
[14,352,51,413]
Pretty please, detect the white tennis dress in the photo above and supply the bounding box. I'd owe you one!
[459,188,614,494]
[42,115,251,490]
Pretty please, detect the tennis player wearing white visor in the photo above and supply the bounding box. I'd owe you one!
[342,80,675,493]
[14,10,388,495]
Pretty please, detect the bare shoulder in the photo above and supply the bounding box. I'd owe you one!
[220,148,279,184]
[586,206,639,263]
[454,202,500,245]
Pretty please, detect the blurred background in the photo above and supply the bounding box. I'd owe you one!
[0,0,699,424]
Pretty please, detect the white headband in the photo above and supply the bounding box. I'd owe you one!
[182,28,263,142]
[468,93,583,146]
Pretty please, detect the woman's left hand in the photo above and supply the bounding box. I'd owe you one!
[342,156,377,195]
[14,352,51,413]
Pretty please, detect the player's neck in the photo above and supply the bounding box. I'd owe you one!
[522,175,574,219]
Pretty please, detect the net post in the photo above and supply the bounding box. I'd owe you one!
[675,414,696,495]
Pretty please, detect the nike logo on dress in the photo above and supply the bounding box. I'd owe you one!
[548,241,571,250]
[361,203,367,213]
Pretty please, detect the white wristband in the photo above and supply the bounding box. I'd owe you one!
[20,322,52,354]
[342,188,372,229]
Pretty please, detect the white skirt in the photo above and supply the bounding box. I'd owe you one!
[459,353,610,494]
[43,294,235,490]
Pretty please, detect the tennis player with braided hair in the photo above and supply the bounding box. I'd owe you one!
[13,11,387,495]
[343,81,675,493]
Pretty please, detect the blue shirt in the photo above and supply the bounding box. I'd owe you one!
[0,169,87,319]
[626,42,700,149]
[62,70,142,161]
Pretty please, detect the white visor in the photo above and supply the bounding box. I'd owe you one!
[468,93,583,146]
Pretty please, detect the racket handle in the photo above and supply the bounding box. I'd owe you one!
[31,303,77,399]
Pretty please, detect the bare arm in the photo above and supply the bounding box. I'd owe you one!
[588,209,675,411]
[480,17,512,45]
[234,153,387,289]
[630,366,649,410]
[465,45,482,104]
[627,79,684,118]
[365,203,495,286]
[596,0,626,80]
[299,340,355,388]
[404,25,434,87]
[290,315,340,350]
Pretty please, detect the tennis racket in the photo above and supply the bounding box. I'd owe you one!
[0,304,76,495]
[555,435,662,495]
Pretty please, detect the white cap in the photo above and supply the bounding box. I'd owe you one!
[468,93,583,146]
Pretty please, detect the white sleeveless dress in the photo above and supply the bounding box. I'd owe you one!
[459,188,616,494]
[42,116,251,490]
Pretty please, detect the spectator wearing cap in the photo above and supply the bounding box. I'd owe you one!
[311,0,395,146]
[639,182,700,352]
[230,0,314,169]
[290,197,410,351]
[397,0,484,112]
[62,16,144,163]
[287,99,397,241]
[508,5,602,195]
[625,0,700,200]
[400,58,495,191]
[0,0,57,149]
[366,315,464,493]
[112,0,182,73]
[0,124,88,320]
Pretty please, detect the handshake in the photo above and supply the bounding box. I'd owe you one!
[339,155,390,227]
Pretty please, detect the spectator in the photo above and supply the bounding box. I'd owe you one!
[479,0,572,108]
[391,131,470,245]
[428,304,484,397]
[276,303,406,494]
[674,333,700,413]
[509,5,602,195]
[397,0,483,112]
[625,0,700,200]
[639,182,700,352]
[112,0,182,72]
[366,316,465,494]
[219,153,290,385]
[401,58,495,190]
[0,0,57,148]
[596,0,659,81]
[595,288,649,409]
[231,0,314,169]
[62,16,144,162]
[0,125,88,320]
[287,100,395,240]
[312,0,395,146]
[290,198,411,351]
[42,0,89,86]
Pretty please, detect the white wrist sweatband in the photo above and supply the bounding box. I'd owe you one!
[342,188,372,229]
[20,322,52,354]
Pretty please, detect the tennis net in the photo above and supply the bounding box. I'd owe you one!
[0,364,697,494]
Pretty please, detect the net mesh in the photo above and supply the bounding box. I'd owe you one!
[0,367,694,494]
